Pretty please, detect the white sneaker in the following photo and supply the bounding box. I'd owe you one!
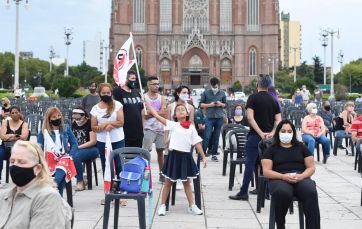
[187,204,203,215]
[158,204,166,216]
[176,180,183,190]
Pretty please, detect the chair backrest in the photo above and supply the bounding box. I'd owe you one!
[290,110,306,130]
[109,147,151,181]
[222,123,247,149]
[25,114,44,136]
[228,128,249,158]
[258,138,274,159]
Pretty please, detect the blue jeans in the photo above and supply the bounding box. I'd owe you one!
[96,140,124,177]
[240,134,262,195]
[0,146,9,180]
[202,117,224,155]
[54,168,66,196]
[71,147,99,182]
[302,134,331,156]
[334,130,351,146]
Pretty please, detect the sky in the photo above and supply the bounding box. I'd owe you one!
[0,0,360,73]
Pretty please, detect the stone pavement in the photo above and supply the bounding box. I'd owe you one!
[1,141,362,229]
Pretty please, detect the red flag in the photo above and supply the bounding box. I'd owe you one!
[113,37,135,87]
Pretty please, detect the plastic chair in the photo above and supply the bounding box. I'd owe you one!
[102,147,150,229]
[25,114,43,137]
[65,181,73,207]
[84,159,99,190]
[269,196,304,229]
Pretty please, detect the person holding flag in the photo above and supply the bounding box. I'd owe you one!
[113,34,145,147]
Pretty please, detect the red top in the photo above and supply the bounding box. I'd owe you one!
[350,115,362,138]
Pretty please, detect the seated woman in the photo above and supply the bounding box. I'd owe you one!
[261,120,320,229]
[0,106,29,184]
[228,104,249,127]
[1,97,11,120]
[38,107,78,196]
[301,102,330,163]
[334,101,356,149]
[71,106,99,191]
[0,140,72,228]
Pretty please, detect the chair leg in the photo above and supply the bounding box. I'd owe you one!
[5,159,9,183]
[66,182,73,207]
[165,192,170,211]
[251,173,255,188]
[333,137,338,156]
[298,201,305,229]
[269,197,276,229]
[316,144,320,162]
[102,195,112,229]
[86,161,92,190]
[222,150,228,176]
[229,162,236,191]
[350,137,355,156]
[137,198,146,229]
[113,199,120,229]
[171,182,176,206]
[256,177,265,213]
[194,175,201,209]
[93,160,98,186]
[289,202,294,214]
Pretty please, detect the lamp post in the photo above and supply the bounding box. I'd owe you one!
[323,28,339,97]
[103,42,112,83]
[337,50,344,70]
[290,47,299,82]
[49,46,56,72]
[320,31,328,85]
[64,28,73,77]
[268,56,278,86]
[5,0,30,91]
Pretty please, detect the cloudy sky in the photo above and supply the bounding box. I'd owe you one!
[0,0,360,73]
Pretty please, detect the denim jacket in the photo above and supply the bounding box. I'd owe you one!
[37,125,78,157]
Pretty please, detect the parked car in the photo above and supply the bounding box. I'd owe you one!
[32,86,49,98]
[234,91,246,100]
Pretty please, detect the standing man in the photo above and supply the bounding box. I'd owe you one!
[200,77,227,162]
[300,85,311,104]
[229,75,281,200]
[142,76,167,182]
[82,82,100,116]
[113,70,144,147]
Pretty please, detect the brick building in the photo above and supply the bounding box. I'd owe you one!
[109,0,280,90]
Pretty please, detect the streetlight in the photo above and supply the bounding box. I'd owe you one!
[323,28,339,97]
[337,50,344,69]
[5,0,30,91]
[102,41,112,83]
[268,56,278,86]
[290,47,299,82]
[64,28,73,77]
[320,30,328,85]
[49,46,56,72]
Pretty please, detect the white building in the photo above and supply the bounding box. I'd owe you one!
[83,32,104,72]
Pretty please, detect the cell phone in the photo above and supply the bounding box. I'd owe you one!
[15,134,20,138]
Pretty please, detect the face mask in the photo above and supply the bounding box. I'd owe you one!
[324,106,331,111]
[89,88,96,94]
[10,165,36,187]
[211,87,219,94]
[50,118,62,126]
[279,133,293,144]
[234,109,243,116]
[75,120,83,126]
[127,80,138,89]
[100,95,112,103]
[179,94,189,102]
[311,108,318,114]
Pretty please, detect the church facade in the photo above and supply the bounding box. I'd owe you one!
[109,0,280,90]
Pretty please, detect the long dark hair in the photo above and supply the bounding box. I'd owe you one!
[272,120,300,147]
[173,85,191,102]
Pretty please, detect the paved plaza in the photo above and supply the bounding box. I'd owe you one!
[1,138,362,229]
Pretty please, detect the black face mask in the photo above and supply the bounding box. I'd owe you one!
[324,106,331,111]
[100,95,112,103]
[89,88,97,94]
[10,165,36,187]
[127,80,138,89]
[50,118,62,126]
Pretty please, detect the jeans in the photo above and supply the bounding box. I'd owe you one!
[96,140,124,177]
[54,168,66,196]
[71,147,99,182]
[334,130,351,147]
[302,134,331,156]
[240,134,261,195]
[0,146,9,180]
[202,117,224,155]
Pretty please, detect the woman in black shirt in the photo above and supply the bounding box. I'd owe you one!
[261,120,320,229]
[228,104,249,127]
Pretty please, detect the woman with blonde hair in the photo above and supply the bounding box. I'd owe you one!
[334,101,356,149]
[38,107,78,196]
[0,140,72,228]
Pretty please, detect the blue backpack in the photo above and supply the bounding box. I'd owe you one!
[119,156,150,193]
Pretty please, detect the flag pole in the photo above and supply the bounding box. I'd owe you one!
[130,32,145,96]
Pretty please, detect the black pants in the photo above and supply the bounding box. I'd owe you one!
[125,138,143,148]
[269,178,320,229]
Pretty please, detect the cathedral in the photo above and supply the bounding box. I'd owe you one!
[109,0,280,90]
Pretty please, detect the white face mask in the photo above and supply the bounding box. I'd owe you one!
[211,87,219,94]
[75,119,84,126]
[311,108,318,114]
[179,94,189,102]
[279,133,293,144]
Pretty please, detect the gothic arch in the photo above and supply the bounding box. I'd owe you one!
[181,47,209,69]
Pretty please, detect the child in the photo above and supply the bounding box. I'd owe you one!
[145,102,207,216]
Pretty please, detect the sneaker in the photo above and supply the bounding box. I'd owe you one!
[158,204,166,216]
[188,204,203,215]
[176,180,183,190]
[211,156,219,162]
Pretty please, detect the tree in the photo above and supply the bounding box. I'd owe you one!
[313,56,324,84]
[53,76,80,97]
[232,80,242,92]
[338,59,362,92]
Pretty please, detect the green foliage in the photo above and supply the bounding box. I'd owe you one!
[334,84,348,101]
[130,65,147,88]
[232,80,242,92]
[313,56,324,84]
[69,61,102,87]
[338,59,362,92]
[275,68,295,95]
[53,76,80,97]
[297,61,314,80]
[243,79,257,95]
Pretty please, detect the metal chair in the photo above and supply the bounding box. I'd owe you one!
[102,147,150,229]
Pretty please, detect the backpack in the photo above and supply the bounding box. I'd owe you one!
[119,156,151,193]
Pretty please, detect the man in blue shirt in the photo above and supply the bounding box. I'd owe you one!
[200,77,227,162]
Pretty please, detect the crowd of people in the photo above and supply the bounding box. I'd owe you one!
[1,71,362,229]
